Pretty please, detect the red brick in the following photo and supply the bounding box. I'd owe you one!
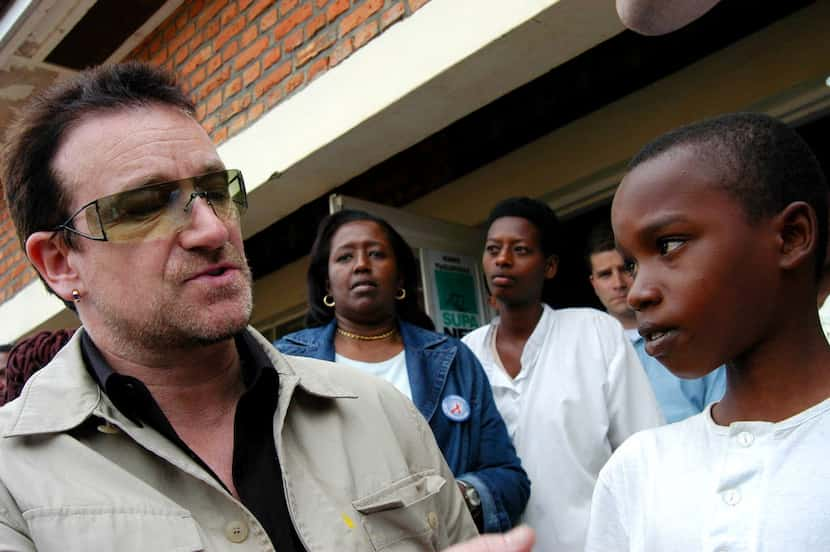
[215,16,246,50]
[224,76,243,98]
[243,62,262,86]
[149,35,164,54]
[213,126,229,144]
[150,48,168,66]
[352,20,377,49]
[204,18,221,42]
[174,45,189,65]
[260,7,278,31]
[329,36,353,66]
[221,95,252,122]
[198,65,231,100]
[339,0,382,36]
[265,86,284,108]
[327,0,349,22]
[219,3,239,26]
[284,28,303,52]
[295,30,335,66]
[308,56,328,81]
[262,45,282,69]
[222,41,239,62]
[195,102,207,122]
[176,11,188,29]
[235,35,269,70]
[239,0,254,9]
[163,22,177,41]
[229,113,249,136]
[190,66,207,88]
[207,53,223,75]
[407,0,428,12]
[306,12,325,39]
[274,2,311,39]
[249,101,266,122]
[188,0,206,19]
[248,0,276,22]
[380,2,404,31]
[203,115,220,134]
[240,25,258,48]
[315,0,327,8]
[254,61,292,98]
[197,0,228,26]
[280,0,299,15]
[181,44,212,76]
[188,29,205,53]
[206,91,223,115]
[286,72,304,94]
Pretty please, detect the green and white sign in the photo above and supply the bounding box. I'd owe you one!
[423,250,487,338]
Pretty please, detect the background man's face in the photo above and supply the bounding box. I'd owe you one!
[589,249,634,320]
[51,105,253,352]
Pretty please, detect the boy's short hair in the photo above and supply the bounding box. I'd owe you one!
[629,112,828,276]
[585,221,617,272]
[485,197,561,259]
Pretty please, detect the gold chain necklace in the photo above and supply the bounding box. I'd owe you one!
[336,327,397,341]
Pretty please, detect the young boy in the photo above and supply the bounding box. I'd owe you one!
[585,112,830,550]
[462,198,663,552]
[586,222,725,422]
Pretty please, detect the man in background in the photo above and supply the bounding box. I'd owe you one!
[586,222,725,422]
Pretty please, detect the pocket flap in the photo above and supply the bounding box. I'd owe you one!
[24,507,203,552]
[352,472,446,515]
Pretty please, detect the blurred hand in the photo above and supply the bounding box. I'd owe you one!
[444,525,535,552]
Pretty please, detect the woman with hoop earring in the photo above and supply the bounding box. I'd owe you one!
[276,209,529,533]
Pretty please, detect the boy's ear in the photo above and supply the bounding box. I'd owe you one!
[25,231,82,303]
[545,255,559,280]
[775,201,817,272]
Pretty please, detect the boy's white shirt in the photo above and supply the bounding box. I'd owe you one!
[463,305,664,552]
[818,295,830,344]
[586,397,830,551]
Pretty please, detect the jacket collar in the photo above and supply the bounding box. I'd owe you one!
[279,319,456,422]
[398,321,456,422]
[279,320,338,360]
[4,326,356,438]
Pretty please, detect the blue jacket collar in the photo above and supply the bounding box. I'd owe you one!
[280,319,456,422]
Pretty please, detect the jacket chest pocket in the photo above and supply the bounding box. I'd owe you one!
[352,471,447,551]
[23,507,203,552]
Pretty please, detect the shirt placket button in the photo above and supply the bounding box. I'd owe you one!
[737,431,754,447]
[722,488,741,506]
[225,520,249,543]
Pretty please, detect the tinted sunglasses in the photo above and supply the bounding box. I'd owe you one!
[52,169,247,243]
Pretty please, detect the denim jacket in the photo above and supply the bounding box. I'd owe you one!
[276,319,530,532]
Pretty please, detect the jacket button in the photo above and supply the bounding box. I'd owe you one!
[427,511,439,529]
[225,520,249,543]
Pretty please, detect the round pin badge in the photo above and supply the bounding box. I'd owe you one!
[442,394,471,422]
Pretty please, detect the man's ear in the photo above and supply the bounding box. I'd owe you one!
[25,231,81,302]
[775,201,816,272]
[544,255,559,280]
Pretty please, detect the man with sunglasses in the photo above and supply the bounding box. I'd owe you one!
[0,62,479,550]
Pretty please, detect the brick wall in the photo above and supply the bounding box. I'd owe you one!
[0,0,431,306]
[128,0,433,144]
[0,193,35,305]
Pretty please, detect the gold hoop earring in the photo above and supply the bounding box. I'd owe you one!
[71,289,82,302]
[323,295,336,307]
[395,288,406,301]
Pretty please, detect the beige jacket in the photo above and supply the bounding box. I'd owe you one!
[0,328,477,551]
